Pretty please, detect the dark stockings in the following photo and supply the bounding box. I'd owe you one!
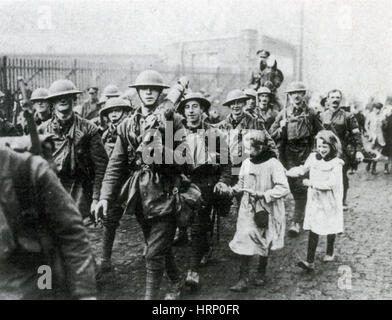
[307,231,336,263]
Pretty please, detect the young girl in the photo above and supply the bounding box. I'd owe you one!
[228,130,290,292]
[286,130,344,271]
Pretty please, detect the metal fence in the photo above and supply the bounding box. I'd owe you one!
[0,54,247,119]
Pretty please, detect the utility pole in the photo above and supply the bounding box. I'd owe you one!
[298,0,305,81]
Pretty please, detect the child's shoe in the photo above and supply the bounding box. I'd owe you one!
[323,254,335,262]
[297,260,315,272]
[253,275,267,286]
[229,278,249,292]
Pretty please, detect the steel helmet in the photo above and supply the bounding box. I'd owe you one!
[222,89,248,106]
[99,97,131,118]
[30,88,49,101]
[103,84,122,98]
[243,88,257,99]
[129,70,170,89]
[47,79,82,100]
[286,81,307,94]
[177,92,211,114]
[257,86,272,95]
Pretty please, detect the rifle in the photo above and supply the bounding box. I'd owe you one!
[17,76,42,156]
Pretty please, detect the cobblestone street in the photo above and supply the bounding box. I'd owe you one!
[92,164,392,300]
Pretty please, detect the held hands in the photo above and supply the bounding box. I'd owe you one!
[213,182,229,195]
[303,179,312,188]
[242,188,265,200]
[93,200,108,226]
[355,151,364,162]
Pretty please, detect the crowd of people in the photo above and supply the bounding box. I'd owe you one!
[1,48,392,300]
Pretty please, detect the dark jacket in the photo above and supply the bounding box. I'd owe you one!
[216,112,278,172]
[74,99,100,120]
[100,104,188,219]
[0,148,96,299]
[38,113,108,216]
[0,117,19,137]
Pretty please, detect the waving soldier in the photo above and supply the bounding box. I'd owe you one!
[95,70,197,300]
[38,79,108,221]
[270,81,323,237]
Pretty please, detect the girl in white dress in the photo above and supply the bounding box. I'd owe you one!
[286,130,344,271]
[227,130,290,292]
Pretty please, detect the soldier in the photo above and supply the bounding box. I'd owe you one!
[217,89,278,216]
[38,79,108,221]
[257,86,278,131]
[0,147,96,299]
[249,50,284,93]
[0,114,19,137]
[320,89,364,210]
[97,98,132,275]
[176,92,231,290]
[74,85,100,120]
[30,88,51,126]
[270,81,323,237]
[243,88,260,119]
[95,70,194,300]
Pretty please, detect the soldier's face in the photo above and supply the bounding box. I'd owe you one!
[328,91,342,110]
[184,100,202,123]
[33,100,50,114]
[138,87,161,106]
[258,93,270,108]
[53,95,74,115]
[230,99,246,117]
[88,90,98,101]
[245,97,256,111]
[108,107,124,123]
[288,91,306,106]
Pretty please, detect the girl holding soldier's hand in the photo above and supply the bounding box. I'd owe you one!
[227,130,290,292]
[286,130,344,272]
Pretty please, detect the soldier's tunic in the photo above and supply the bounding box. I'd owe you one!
[0,117,19,137]
[217,112,278,180]
[38,113,108,218]
[75,99,100,120]
[184,120,231,270]
[99,103,192,287]
[270,103,323,224]
[260,107,279,131]
[320,108,364,202]
[0,148,96,299]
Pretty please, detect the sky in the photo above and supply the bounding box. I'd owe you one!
[0,0,391,102]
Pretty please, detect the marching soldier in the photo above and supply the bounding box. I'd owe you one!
[257,86,278,131]
[38,79,108,221]
[96,97,132,274]
[95,70,198,300]
[74,85,100,120]
[177,92,231,290]
[16,88,51,135]
[0,147,96,299]
[243,88,260,119]
[320,89,364,210]
[270,81,323,237]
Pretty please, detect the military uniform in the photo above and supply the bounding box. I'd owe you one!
[0,148,96,299]
[320,107,364,204]
[0,117,19,137]
[270,103,323,225]
[74,99,100,120]
[217,111,278,178]
[38,113,108,218]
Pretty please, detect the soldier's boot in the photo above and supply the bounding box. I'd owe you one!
[97,227,116,277]
[164,254,185,300]
[145,269,163,300]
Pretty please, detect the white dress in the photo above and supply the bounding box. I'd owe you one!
[229,158,290,256]
[287,153,344,235]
